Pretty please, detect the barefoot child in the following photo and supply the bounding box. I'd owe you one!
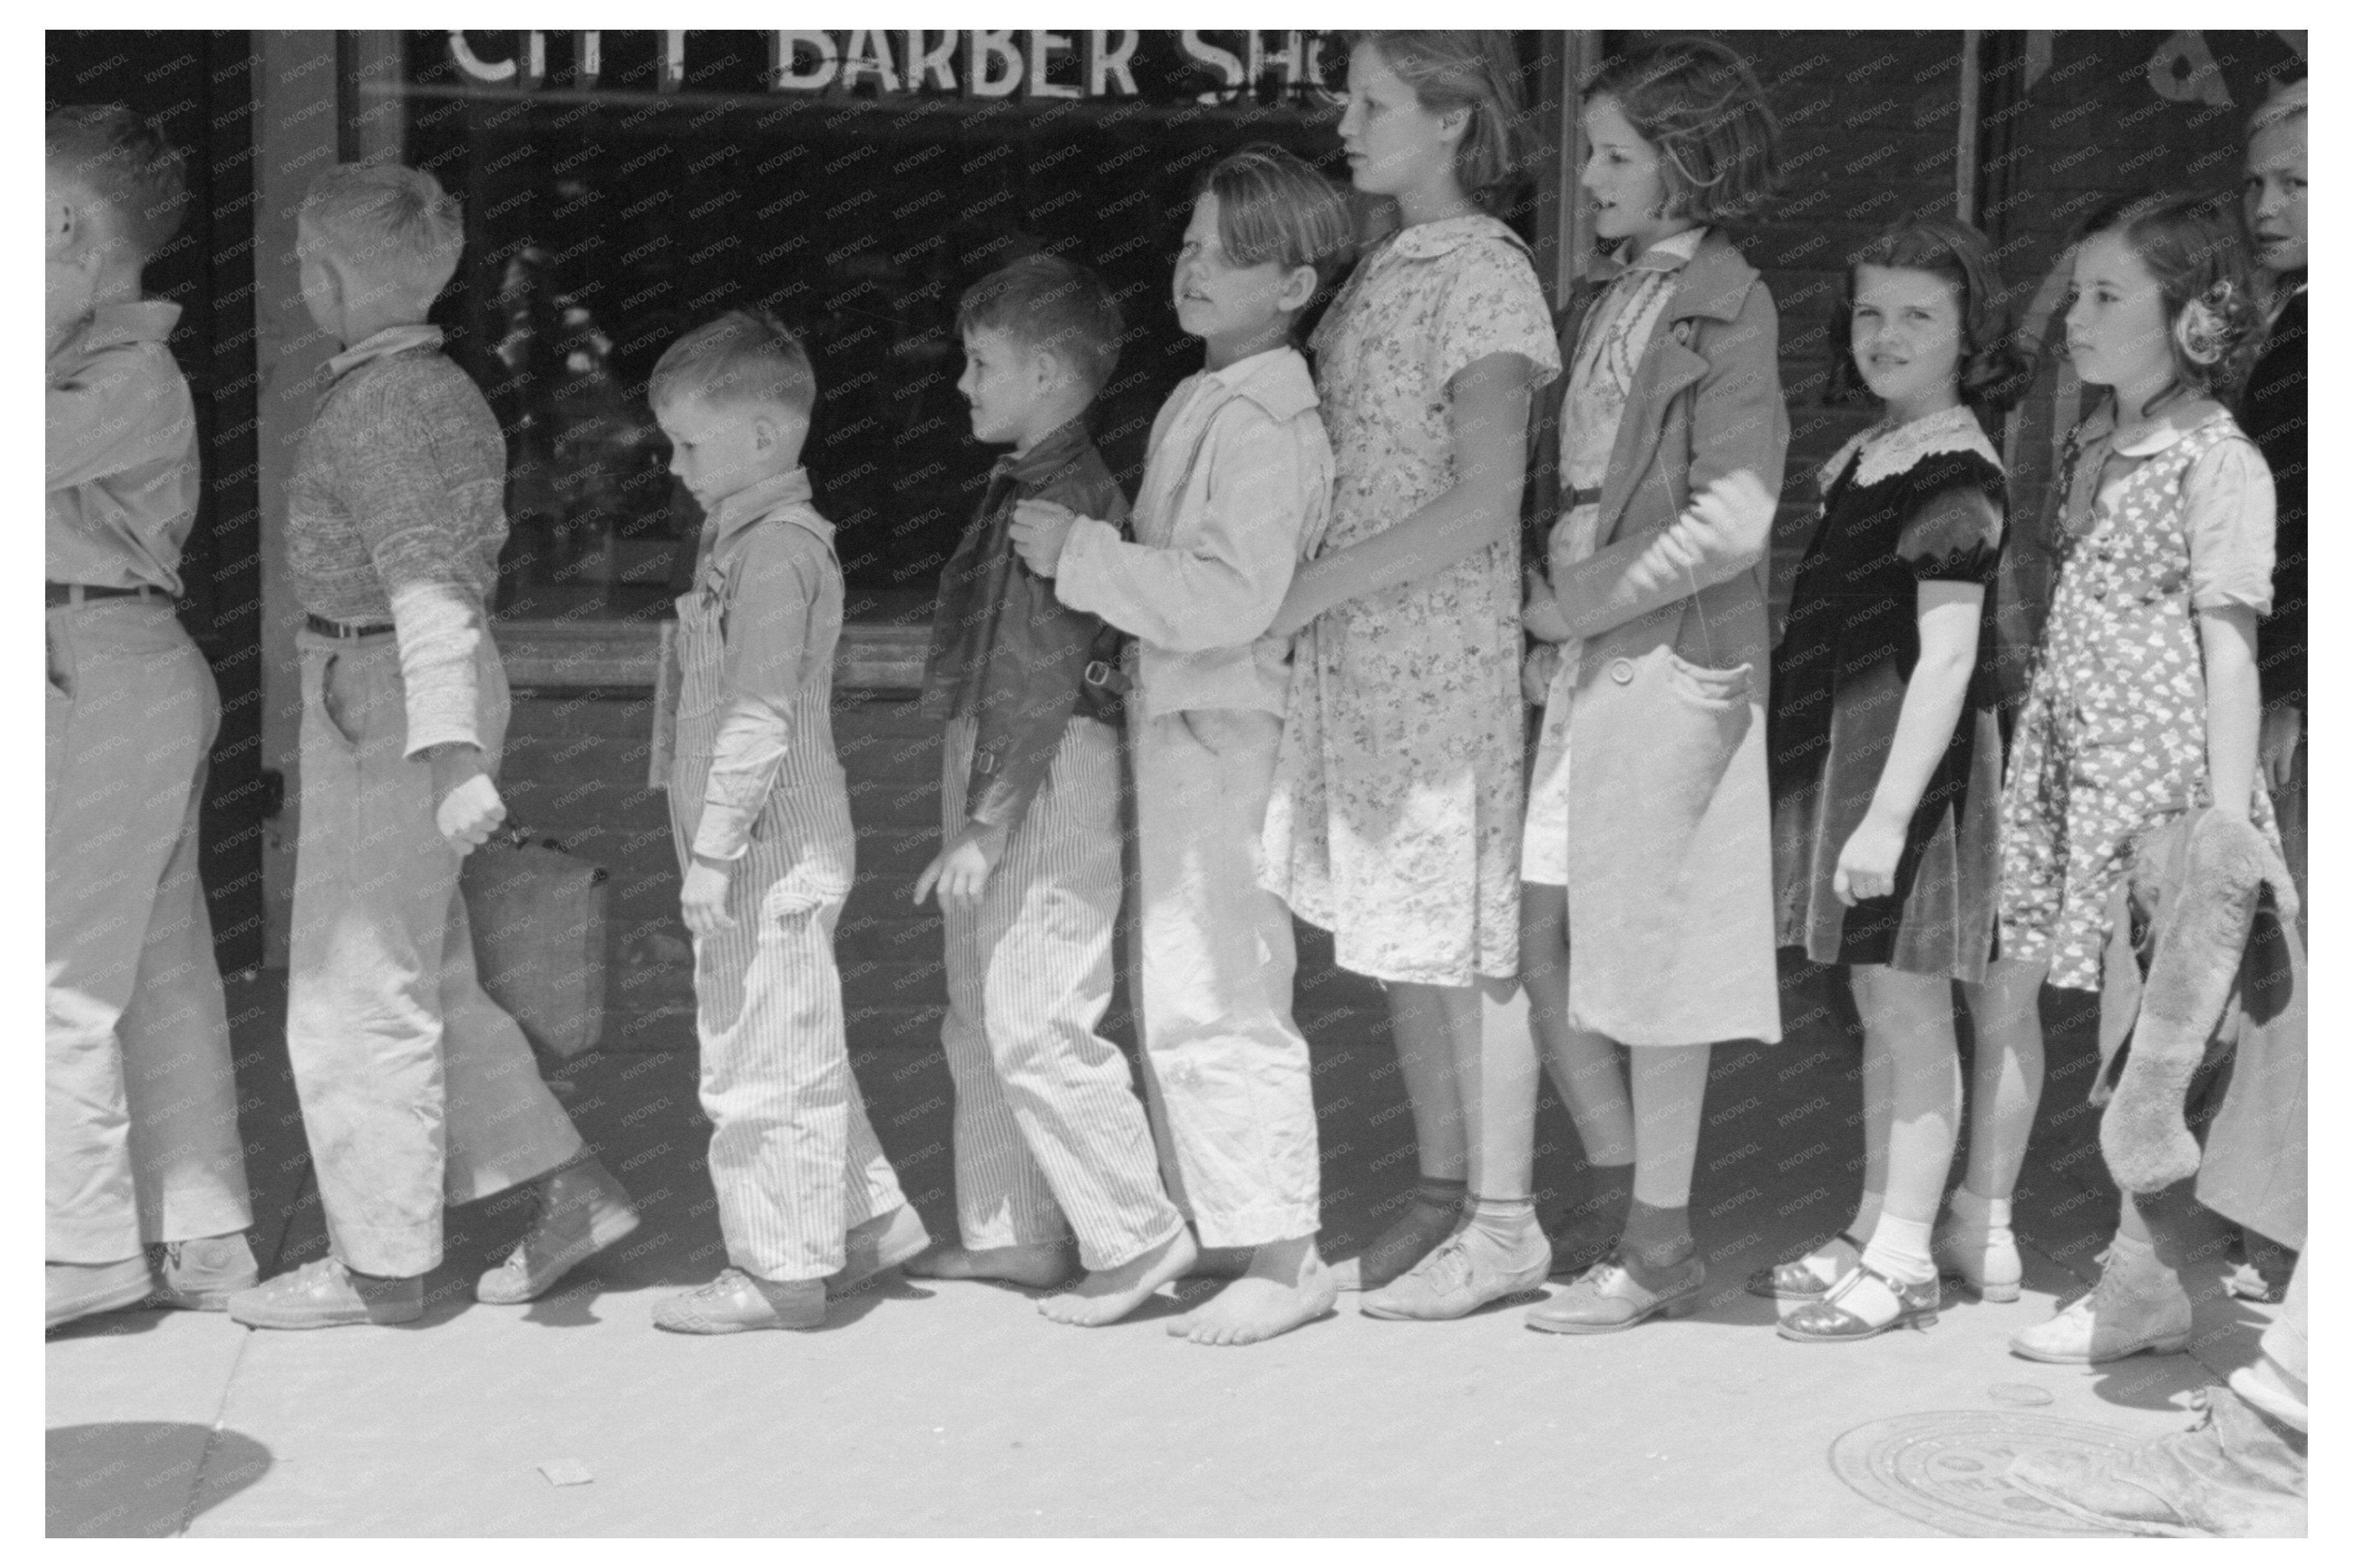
[907,255,1192,1325]
[1999,193,2279,1366]
[1754,215,2036,1341]
[645,311,929,1334]
[47,105,256,1330]
[1008,146,1354,1346]
[229,163,636,1329]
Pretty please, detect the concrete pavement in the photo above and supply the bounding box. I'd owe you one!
[47,959,2281,1537]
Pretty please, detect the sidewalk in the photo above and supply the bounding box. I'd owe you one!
[47,957,2279,1537]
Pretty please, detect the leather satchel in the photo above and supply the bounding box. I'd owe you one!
[461,826,610,1059]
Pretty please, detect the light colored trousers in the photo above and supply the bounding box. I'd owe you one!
[669,699,907,1279]
[287,631,583,1277]
[939,714,1181,1270]
[1131,709,1320,1248]
[47,599,252,1261]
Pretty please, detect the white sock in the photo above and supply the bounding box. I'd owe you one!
[1861,1214,1936,1285]
[1947,1186,2012,1234]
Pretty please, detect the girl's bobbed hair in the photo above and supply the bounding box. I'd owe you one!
[2077,191,2266,404]
[1583,37,1781,224]
[1332,31,1531,216]
[1831,213,2039,417]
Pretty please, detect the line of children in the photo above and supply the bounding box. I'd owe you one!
[50,38,2301,1370]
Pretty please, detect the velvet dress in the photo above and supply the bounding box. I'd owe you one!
[1768,406,2007,981]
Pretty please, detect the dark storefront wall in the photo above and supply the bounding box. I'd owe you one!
[376,30,1568,630]
[45,32,267,974]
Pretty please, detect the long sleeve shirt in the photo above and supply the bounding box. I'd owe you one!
[1053,346,1332,719]
[681,468,845,862]
[285,325,506,756]
[920,417,1130,832]
[47,300,200,593]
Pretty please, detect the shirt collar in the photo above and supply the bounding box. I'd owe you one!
[1385,212,1516,262]
[994,415,1093,486]
[1599,225,1708,282]
[49,300,181,373]
[709,468,825,553]
[1205,344,1319,422]
[326,323,444,381]
[2085,397,2231,459]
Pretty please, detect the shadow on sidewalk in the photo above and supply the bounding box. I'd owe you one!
[47,1422,271,1538]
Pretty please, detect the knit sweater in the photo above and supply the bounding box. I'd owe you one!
[287,326,508,755]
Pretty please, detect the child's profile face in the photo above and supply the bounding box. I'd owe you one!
[45,171,98,342]
[294,218,343,338]
[1850,265,1965,415]
[956,326,1052,446]
[2243,116,2308,275]
[2065,231,2173,396]
[1581,95,1677,247]
[1174,194,1305,358]
[1337,43,1455,201]
[655,392,779,511]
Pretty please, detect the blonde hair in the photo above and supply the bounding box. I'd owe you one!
[2248,76,2307,140]
[648,309,817,420]
[1336,31,1531,216]
[47,104,189,263]
[300,163,465,309]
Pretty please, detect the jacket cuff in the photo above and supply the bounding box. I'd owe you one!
[1050,517,1121,615]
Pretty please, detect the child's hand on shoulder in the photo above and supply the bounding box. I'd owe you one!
[1522,643,1563,707]
[1010,499,1079,577]
[681,856,735,938]
[914,820,1008,911]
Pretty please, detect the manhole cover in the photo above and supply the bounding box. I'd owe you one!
[1830,1410,2144,1537]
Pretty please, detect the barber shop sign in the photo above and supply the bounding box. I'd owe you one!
[444,30,1348,106]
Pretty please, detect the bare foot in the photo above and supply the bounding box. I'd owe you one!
[1037,1228,1198,1326]
[1168,1237,1338,1346]
[902,1241,1075,1290]
[1329,1193,1464,1292]
[1187,1244,1252,1280]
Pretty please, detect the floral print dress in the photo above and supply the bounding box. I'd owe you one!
[1997,405,2279,991]
[1261,214,1560,986]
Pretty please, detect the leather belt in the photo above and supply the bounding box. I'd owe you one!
[1565,486,1604,509]
[306,612,396,639]
[47,582,163,607]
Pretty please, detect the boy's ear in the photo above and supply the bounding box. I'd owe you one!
[1276,263,1319,313]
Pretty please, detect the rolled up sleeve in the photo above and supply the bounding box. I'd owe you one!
[1055,414,1322,653]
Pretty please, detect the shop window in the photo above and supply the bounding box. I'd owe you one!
[382,30,1540,623]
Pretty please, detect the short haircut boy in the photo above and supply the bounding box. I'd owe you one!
[1194,143,1357,295]
[300,162,466,307]
[647,307,817,420]
[1584,36,1782,223]
[955,253,1123,395]
[46,103,189,261]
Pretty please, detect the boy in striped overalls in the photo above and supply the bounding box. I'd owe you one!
[905,256,1191,1326]
[647,311,928,1333]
